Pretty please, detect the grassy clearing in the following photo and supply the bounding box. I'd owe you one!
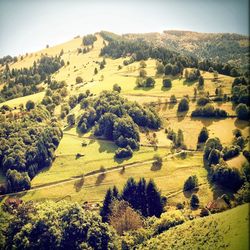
[0,91,45,108]
[17,152,207,204]
[31,133,169,187]
[139,203,249,250]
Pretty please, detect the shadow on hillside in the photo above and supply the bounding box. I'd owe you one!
[183,79,197,86]
[74,177,84,192]
[161,86,171,92]
[95,173,106,186]
[234,119,249,130]
[133,86,154,91]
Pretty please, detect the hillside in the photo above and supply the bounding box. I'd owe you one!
[138,203,249,250]
[0,30,249,250]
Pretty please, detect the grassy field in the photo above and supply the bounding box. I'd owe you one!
[139,203,249,250]
[31,133,170,187]
[13,152,210,205]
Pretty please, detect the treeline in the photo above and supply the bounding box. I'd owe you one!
[77,91,161,158]
[191,104,228,118]
[0,55,64,102]
[0,55,18,66]
[0,105,63,193]
[99,32,240,77]
[82,34,97,46]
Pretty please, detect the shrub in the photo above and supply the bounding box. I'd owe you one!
[191,104,227,118]
[200,207,210,217]
[222,145,240,161]
[183,175,198,191]
[162,79,172,88]
[177,98,189,112]
[26,100,35,111]
[76,76,83,84]
[190,194,199,208]
[170,95,177,104]
[113,84,121,93]
[197,96,209,106]
[198,127,209,143]
[235,103,250,120]
[115,146,133,158]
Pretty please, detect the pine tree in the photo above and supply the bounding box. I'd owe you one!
[136,178,148,216]
[122,177,138,209]
[112,185,120,200]
[146,179,163,217]
[100,188,113,222]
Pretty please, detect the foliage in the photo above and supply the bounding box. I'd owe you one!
[25,100,35,111]
[191,104,228,118]
[177,97,189,112]
[190,194,200,208]
[162,78,172,88]
[197,127,209,143]
[235,103,250,120]
[222,145,240,160]
[183,175,198,191]
[115,146,133,159]
[82,34,97,46]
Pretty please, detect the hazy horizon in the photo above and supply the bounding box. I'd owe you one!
[0,0,249,57]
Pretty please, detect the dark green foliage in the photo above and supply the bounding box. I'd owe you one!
[208,149,221,165]
[68,95,78,109]
[0,56,63,102]
[67,114,75,126]
[185,69,200,82]
[115,146,133,158]
[82,34,97,46]
[191,104,228,118]
[204,137,222,161]
[156,62,165,75]
[222,145,240,161]
[183,175,198,191]
[120,178,164,218]
[0,106,62,192]
[211,164,244,191]
[198,127,209,143]
[231,84,249,105]
[190,194,200,208]
[197,96,210,106]
[177,98,189,112]
[4,201,117,250]
[235,103,250,120]
[113,83,121,93]
[100,188,114,222]
[25,100,35,111]
[136,77,155,88]
[198,76,204,87]
[170,95,177,104]
[6,169,31,192]
[76,76,83,84]
[162,78,172,88]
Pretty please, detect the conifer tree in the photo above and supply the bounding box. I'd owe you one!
[100,188,113,222]
[136,178,148,216]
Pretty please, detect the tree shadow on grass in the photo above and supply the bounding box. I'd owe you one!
[97,140,116,154]
[161,86,171,91]
[133,86,154,92]
[183,79,197,86]
[177,111,188,122]
[74,177,84,192]
[95,173,106,186]
[183,188,199,199]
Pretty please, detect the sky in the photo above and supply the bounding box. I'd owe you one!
[0,0,249,57]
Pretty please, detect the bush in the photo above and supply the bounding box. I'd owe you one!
[113,83,121,93]
[115,146,133,158]
[67,114,75,126]
[76,76,83,84]
[197,96,209,106]
[162,79,172,88]
[6,169,31,192]
[177,98,189,112]
[191,104,227,118]
[183,175,198,191]
[26,100,35,111]
[170,95,177,104]
[200,207,210,217]
[198,127,209,143]
[222,145,240,161]
[235,103,250,120]
[190,194,199,208]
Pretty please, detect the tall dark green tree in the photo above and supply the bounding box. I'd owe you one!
[136,178,148,216]
[146,179,163,217]
[121,177,138,209]
[100,188,113,222]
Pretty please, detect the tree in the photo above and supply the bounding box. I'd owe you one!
[177,98,189,112]
[6,169,31,192]
[139,69,147,78]
[146,179,164,217]
[139,60,147,68]
[235,103,250,120]
[156,62,165,75]
[76,76,83,84]
[67,114,75,126]
[113,84,121,93]
[162,78,172,88]
[198,127,209,143]
[198,76,204,88]
[183,175,198,191]
[190,194,199,208]
[100,188,114,222]
[109,200,143,235]
[94,67,98,74]
[208,148,221,165]
[122,177,138,209]
[164,64,172,75]
[152,154,163,170]
[145,77,155,87]
[204,137,222,161]
[26,100,35,111]
[170,95,177,104]
[176,129,184,148]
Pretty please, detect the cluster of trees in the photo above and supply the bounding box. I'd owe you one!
[0,56,64,102]
[0,106,63,192]
[136,77,155,88]
[2,200,117,250]
[203,137,247,191]
[100,177,165,222]
[191,104,228,118]
[235,103,250,121]
[82,34,97,46]
[0,55,18,66]
[183,175,198,191]
[167,128,185,149]
[231,77,249,105]
[184,69,200,82]
[156,62,183,76]
[76,91,161,157]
